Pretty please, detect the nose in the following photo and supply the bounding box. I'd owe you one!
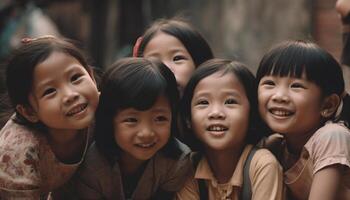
[137,124,155,141]
[208,104,226,120]
[62,87,79,105]
[271,88,290,103]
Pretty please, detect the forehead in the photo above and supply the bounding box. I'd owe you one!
[194,72,246,96]
[119,95,171,114]
[143,32,188,54]
[32,52,87,85]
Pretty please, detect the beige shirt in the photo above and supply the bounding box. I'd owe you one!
[282,122,350,200]
[176,145,284,200]
[0,118,90,199]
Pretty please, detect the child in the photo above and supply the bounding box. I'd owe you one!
[0,36,99,199]
[72,57,192,199]
[256,40,350,200]
[176,58,283,200]
[133,18,214,96]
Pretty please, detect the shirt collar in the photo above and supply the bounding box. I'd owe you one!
[194,145,253,188]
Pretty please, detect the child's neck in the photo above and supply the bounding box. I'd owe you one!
[47,128,87,163]
[205,146,244,184]
[284,128,317,155]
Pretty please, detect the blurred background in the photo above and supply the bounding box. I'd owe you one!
[0,0,345,88]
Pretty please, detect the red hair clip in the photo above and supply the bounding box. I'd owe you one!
[21,35,57,44]
[132,37,143,57]
[21,37,34,44]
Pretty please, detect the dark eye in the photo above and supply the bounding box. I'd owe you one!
[196,99,209,105]
[291,82,305,89]
[123,118,137,123]
[173,55,186,62]
[260,80,275,86]
[155,115,169,122]
[71,73,83,83]
[42,88,56,97]
[225,98,237,104]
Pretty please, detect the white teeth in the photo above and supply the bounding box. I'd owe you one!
[270,109,292,116]
[207,125,228,131]
[67,104,87,116]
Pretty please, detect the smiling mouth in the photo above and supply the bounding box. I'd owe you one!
[135,142,156,148]
[269,108,293,117]
[207,125,228,132]
[66,103,88,116]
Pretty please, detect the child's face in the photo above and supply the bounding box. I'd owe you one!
[113,95,171,161]
[143,32,195,95]
[28,51,99,132]
[258,73,324,138]
[190,72,250,151]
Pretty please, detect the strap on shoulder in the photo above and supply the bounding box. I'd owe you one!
[190,153,208,200]
[241,147,258,200]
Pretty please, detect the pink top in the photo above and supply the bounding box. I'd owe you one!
[282,122,350,200]
[0,118,90,199]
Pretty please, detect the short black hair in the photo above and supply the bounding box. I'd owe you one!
[256,40,349,125]
[95,57,183,160]
[180,58,266,151]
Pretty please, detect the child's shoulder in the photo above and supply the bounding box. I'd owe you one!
[0,118,42,192]
[80,142,111,172]
[0,118,41,151]
[308,121,350,144]
[158,138,191,165]
[251,147,281,169]
[318,121,349,133]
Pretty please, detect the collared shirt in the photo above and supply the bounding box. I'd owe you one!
[176,145,284,200]
[0,118,90,199]
[72,139,192,199]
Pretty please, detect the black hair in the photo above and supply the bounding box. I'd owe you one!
[136,18,213,67]
[94,57,183,160]
[256,40,350,127]
[5,36,93,130]
[180,58,266,152]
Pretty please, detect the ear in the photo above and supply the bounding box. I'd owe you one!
[87,66,97,85]
[16,104,39,123]
[320,94,340,118]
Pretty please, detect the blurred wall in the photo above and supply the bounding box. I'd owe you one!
[18,0,348,84]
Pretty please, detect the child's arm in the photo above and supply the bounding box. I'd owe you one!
[71,147,113,199]
[304,123,350,200]
[160,141,193,193]
[308,165,342,200]
[251,149,284,200]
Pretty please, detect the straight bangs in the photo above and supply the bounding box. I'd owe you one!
[257,42,309,81]
[119,69,166,111]
[257,40,344,96]
[101,59,167,112]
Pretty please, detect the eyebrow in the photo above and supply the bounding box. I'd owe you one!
[35,79,55,93]
[194,89,242,98]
